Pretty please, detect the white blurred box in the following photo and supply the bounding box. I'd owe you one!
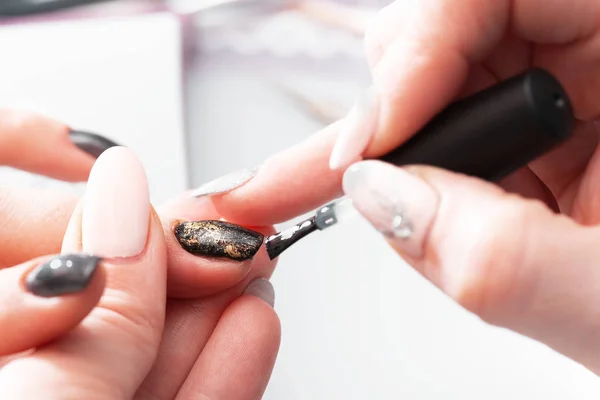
[0,7,188,204]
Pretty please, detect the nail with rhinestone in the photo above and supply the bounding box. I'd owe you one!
[342,161,439,259]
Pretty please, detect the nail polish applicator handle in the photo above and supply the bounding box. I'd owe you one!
[379,67,574,180]
[314,68,574,226]
[266,68,575,259]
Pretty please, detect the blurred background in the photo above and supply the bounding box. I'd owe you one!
[0,0,599,398]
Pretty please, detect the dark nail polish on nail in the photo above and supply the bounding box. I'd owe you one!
[26,254,101,297]
[174,221,264,261]
[69,129,120,158]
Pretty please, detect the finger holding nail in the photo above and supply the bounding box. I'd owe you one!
[174,279,280,400]
[0,109,118,182]
[136,266,279,399]
[0,147,167,398]
[158,195,276,298]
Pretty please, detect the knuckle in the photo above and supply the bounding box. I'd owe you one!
[363,2,404,66]
[94,288,164,352]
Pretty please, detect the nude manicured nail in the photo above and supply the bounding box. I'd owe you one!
[342,160,439,259]
[82,147,150,258]
[329,86,380,170]
[191,167,258,198]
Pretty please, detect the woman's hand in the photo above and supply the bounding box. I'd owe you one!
[201,0,600,376]
[0,112,280,399]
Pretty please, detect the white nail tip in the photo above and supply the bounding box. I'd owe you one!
[191,167,258,198]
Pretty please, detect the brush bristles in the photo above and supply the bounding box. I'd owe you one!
[265,217,318,260]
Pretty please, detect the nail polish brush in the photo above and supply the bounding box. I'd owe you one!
[264,68,575,260]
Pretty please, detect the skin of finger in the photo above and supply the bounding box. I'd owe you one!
[158,195,277,298]
[0,255,105,356]
[134,244,276,400]
[0,110,94,182]
[174,296,280,400]
[396,166,600,373]
[568,131,600,225]
[362,0,406,68]
[528,121,599,210]
[0,187,78,269]
[0,210,167,399]
[211,121,345,225]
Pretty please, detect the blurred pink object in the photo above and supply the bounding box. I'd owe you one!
[295,0,377,34]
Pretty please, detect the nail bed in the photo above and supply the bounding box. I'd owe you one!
[174,220,264,261]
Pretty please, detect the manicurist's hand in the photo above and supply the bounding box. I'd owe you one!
[204,0,600,376]
[0,112,280,399]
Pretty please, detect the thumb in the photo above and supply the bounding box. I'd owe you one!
[343,160,600,374]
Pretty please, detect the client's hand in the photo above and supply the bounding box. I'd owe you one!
[0,112,279,399]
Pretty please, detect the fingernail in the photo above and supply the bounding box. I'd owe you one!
[25,254,101,297]
[342,160,439,259]
[69,129,120,158]
[191,167,258,198]
[82,147,150,258]
[329,86,380,170]
[244,278,275,307]
[174,220,264,261]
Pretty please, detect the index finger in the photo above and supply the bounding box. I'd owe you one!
[210,122,344,225]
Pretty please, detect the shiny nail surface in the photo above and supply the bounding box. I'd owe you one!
[82,147,150,258]
[191,167,258,198]
[342,161,439,259]
[244,278,275,307]
[26,254,101,297]
[174,220,264,261]
[329,86,380,170]
[69,129,119,158]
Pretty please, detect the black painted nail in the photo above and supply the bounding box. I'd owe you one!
[69,129,120,158]
[25,254,101,297]
[174,221,264,261]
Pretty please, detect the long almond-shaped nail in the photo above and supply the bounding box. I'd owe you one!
[342,160,439,259]
[174,221,264,261]
[25,254,101,297]
[69,129,120,158]
[82,147,150,258]
[191,167,258,198]
[329,86,380,170]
